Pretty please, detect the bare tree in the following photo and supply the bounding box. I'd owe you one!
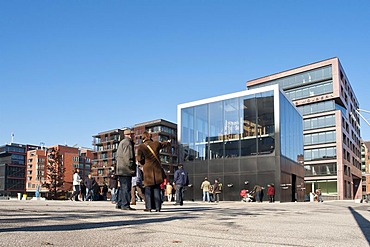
[42,147,65,199]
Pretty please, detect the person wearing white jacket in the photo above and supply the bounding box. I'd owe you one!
[70,169,82,201]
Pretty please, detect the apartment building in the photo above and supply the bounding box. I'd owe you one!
[0,143,38,197]
[361,141,370,199]
[134,119,178,178]
[92,129,124,185]
[247,57,362,200]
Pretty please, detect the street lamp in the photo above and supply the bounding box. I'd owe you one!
[356,109,370,126]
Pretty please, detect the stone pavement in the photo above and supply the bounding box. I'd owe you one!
[0,199,369,247]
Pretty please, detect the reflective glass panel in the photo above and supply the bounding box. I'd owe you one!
[256,92,274,154]
[240,94,257,156]
[209,101,224,159]
[194,104,208,160]
[224,98,240,158]
[181,107,195,161]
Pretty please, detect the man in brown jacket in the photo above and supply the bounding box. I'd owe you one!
[137,131,171,212]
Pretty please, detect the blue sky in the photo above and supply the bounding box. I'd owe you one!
[1,1,370,148]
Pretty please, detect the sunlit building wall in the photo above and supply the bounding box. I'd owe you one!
[247,58,362,200]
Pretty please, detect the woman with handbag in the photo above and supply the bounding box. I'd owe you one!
[137,131,171,212]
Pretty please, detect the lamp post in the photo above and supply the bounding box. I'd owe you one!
[356,109,370,126]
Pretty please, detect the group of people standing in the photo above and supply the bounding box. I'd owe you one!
[252,184,276,203]
[69,129,189,212]
[239,183,275,203]
[200,177,222,203]
[70,170,108,202]
[113,129,189,212]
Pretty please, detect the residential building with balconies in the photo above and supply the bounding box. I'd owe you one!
[92,129,124,185]
[92,119,178,185]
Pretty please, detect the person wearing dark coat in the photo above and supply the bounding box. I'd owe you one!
[84,173,96,201]
[115,128,137,210]
[137,131,171,212]
[213,179,222,203]
[173,164,189,206]
[108,167,118,203]
[80,182,86,201]
[93,181,101,201]
[101,183,108,201]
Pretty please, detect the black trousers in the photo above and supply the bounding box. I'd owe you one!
[145,184,161,210]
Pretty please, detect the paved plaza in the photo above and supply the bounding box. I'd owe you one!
[0,199,369,247]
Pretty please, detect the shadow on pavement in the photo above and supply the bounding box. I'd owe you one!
[0,215,194,233]
[348,206,370,245]
[161,206,215,212]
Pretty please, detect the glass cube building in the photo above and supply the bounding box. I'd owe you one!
[177,84,304,202]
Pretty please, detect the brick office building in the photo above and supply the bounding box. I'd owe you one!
[26,145,93,197]
[361,141,370,200]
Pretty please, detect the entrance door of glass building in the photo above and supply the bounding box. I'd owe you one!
[292,174,296,202]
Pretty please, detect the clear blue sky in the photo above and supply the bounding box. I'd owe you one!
[1,1,370,148]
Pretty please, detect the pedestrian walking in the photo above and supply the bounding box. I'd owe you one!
[70,168,82,201]
[84,173,96,201]
[130,164,145,205]
[173,164,189,206]
[213,179,222,203]
[108,166,118,204]
[80,182,86,201]
[166,181,173,202]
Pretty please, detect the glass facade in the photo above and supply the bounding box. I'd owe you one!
[304,147,336,161]
[304,130,336,145]
[304,163,337,176]
[180,87,303,162]
[286,80,333,101]
[280,93,304,161]
[248,66,332,91]
[304,115,335,130]
[297,100,335,116]
[178,85,304,202]
[180,90,277,161]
